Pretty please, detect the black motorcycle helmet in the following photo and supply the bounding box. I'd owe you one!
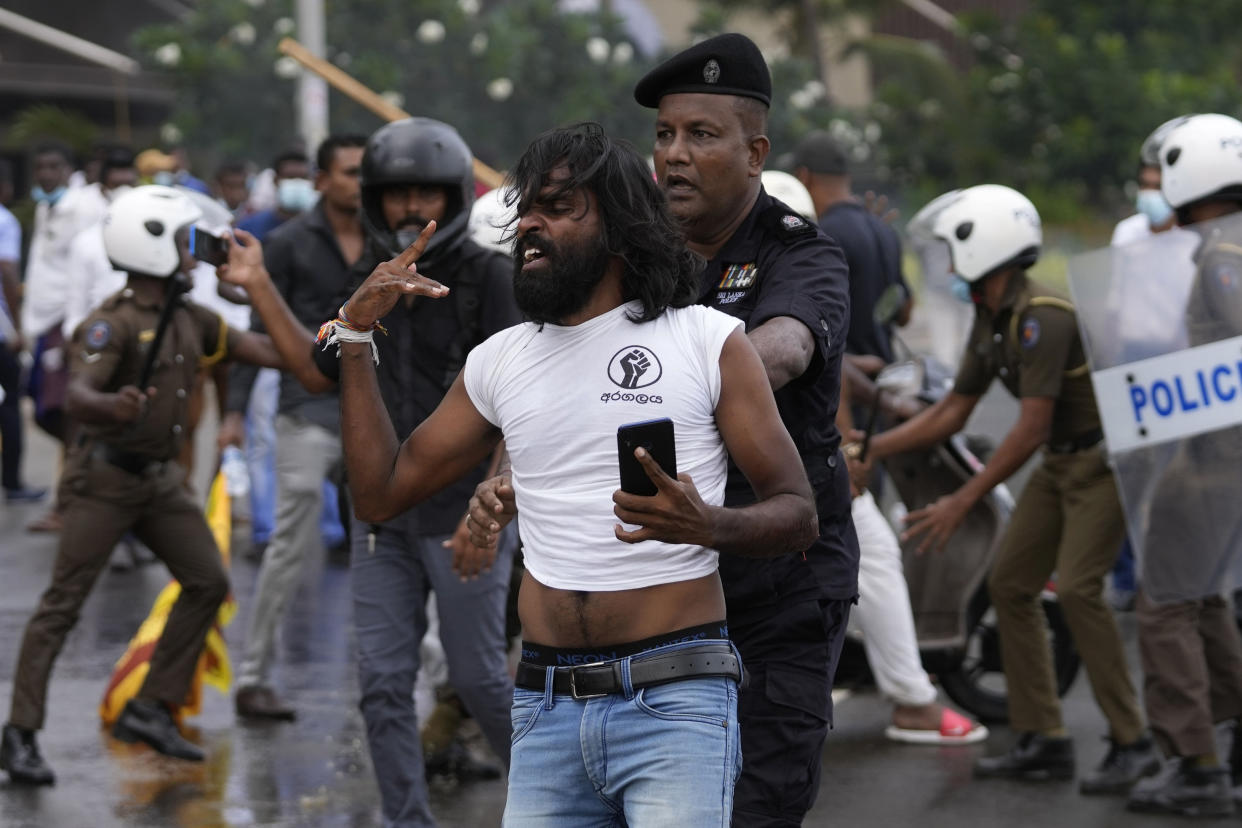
[360,117,475,271]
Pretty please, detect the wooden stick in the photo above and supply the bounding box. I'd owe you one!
[277,36,504,189]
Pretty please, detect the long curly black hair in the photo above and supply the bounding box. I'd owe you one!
[504,122,702,322]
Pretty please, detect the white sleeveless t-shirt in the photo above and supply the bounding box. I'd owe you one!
[463,301,742,591]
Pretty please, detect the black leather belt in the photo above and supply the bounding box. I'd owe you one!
[514,642,740,700]
[1047,427,1104,455]
[93,444,167,476]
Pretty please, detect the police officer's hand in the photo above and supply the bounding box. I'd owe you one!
[466,473,516,550]
[444,514,497,582]
[342,221,448,330]
[218,228,268,288]
[843,428,872,495]
[112,385,155,423]
[902,492,972,556]
[612,447,712,546]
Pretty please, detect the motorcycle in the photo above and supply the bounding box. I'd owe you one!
[834,287,1080,724]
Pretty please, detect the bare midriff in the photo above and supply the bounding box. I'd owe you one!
[517,570,727,648]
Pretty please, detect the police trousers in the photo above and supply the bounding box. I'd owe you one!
[1137,590,1242,758]
[987,446,1144,742]
[9,453,229,730]
[729,596,852,828]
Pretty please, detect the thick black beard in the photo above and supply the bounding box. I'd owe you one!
[512,233,611,324]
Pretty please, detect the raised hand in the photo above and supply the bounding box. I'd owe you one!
[618,349,651,388]
[218,228,267,288]
[341,221,447,330]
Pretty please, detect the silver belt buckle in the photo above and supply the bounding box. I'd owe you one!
[569,667,609,700]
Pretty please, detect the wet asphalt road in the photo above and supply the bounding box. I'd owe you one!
[0,387,1212,827]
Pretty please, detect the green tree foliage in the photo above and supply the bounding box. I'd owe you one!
[867,0,1242,217]
[134,0,655,171]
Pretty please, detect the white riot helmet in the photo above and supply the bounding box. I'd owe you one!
[761,170,817,222]
[102,185,202,278]
[1158,113,1242,217]
[909,184,1041,283]
[468,186,516,255]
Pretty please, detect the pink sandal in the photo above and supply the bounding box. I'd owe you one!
[884,708,989,745]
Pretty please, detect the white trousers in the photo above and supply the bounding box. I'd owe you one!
[850,491,939,707]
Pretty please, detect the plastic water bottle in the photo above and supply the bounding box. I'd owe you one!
[221,445,250,498]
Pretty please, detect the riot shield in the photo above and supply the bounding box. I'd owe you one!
[1068,211,1242,602]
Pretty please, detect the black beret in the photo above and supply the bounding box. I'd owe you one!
[634,33,771,109]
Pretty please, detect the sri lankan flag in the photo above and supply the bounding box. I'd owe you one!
[99,471,238,724]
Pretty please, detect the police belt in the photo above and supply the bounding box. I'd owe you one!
[514,643,741,700]
[1047,427,1103,455]
[92,443,168,476]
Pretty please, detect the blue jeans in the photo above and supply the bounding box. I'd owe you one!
[504,643,742,828]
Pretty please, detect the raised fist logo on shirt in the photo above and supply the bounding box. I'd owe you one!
[619,349,651,388]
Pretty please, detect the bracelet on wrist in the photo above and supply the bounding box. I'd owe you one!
[316,305,388,364]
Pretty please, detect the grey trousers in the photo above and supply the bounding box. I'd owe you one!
[238,414,340,689]
[351,512,515,828]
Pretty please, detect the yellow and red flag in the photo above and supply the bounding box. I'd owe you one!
[99,471,237,724]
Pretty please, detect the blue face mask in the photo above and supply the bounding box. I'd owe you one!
[949,274,976,304]
[31,185,66,206]
[277,177,318,213]
[152,171,175,187]
[1136,188,1173,228]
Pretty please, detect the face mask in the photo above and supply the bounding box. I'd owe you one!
[1135,188,1173,228]
[949,274,976,304]
[277,178,318,213]
[152,171,175,187]
[31,185,66,206]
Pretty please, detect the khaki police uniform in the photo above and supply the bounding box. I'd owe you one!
[9,287,236,732]
[954,272,1145,743]
[1138,236,1242,758]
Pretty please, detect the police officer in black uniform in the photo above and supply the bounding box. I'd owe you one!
[634,33,859,827]
[0,186,284,784]
[218,118,521,827]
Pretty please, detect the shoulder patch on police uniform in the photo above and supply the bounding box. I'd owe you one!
[718,262,758,290]
[761,204,817,244]
[1209,259,1242,293]
[85,320,112,351]
[1020,318,1040,349]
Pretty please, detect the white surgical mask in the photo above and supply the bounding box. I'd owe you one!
[1136,188,1173,228]
[277,177,318,213]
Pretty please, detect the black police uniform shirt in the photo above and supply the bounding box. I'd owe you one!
[698,187,858,604]
[226,201,354,432]
[71,288,237,461]
[817,200,909,362]
[312,237,522,535]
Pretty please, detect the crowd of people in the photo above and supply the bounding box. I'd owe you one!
[0,29,1240,826]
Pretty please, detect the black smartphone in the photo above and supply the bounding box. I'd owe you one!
[189,226,228,266]
[617,417,677,497]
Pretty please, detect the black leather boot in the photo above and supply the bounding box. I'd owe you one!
[111,699,205,761]
[1079,735,1161,795]
[1128,758,1233,817]
[0,723,55,785]
[974,732,1075,781]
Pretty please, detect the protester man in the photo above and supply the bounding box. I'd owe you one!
[848,184,1157,793]
[0,185,287,784]
[222,116,522,822]
[1122,112,1242,817]
[628,34,859,826]
[222,121,817,826]
[222,134,366,720]
[1111,117,1187,247]
[222,138,364,560]
[214,162,251,220]
[793,130,912,364]
[0,159,42,502]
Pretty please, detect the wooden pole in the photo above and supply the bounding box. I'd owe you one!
[277,36,504,189]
